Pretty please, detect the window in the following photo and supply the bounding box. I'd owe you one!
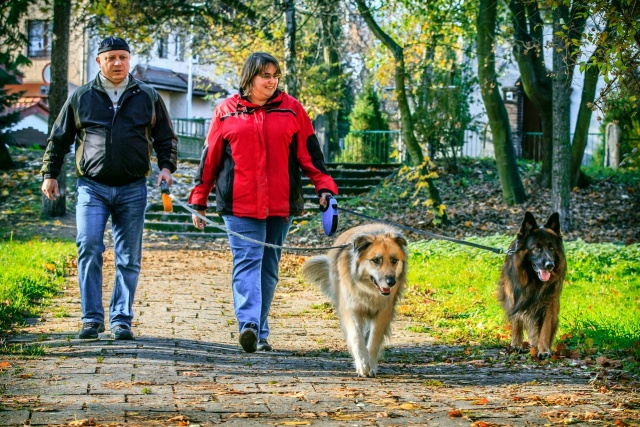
[174,34,185,61]
[28,20,52,58]
[157,36,169,59]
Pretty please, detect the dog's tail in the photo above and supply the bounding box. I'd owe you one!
[302,255,332,296]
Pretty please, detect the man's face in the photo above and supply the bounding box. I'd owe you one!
[96,50,130,83]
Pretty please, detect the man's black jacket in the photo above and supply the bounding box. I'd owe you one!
[41,73,178,186]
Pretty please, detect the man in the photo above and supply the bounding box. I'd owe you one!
[41,36,178,340]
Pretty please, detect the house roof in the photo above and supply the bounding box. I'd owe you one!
[131,64,227,97]
[0,97,49,119]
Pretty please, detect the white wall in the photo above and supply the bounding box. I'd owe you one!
[10,114,48,133]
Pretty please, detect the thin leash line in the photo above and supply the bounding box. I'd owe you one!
[338,207,505,255]
[169,194,348,252]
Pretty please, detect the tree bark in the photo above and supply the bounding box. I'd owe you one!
[283,0,297,98]
[570,50,600,187]
[551,5,572,232]
[355,0,423,165]
[0,138,15,170]
[42,0,70,218]
[478,0,526,205]
[321,0,341,157]
[354,0,445,221]
[508,0,553,187]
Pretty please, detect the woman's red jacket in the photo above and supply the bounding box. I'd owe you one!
[188,91,338,218]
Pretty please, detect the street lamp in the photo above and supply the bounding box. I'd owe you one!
[186,41,193,119]
[186,2,204,119]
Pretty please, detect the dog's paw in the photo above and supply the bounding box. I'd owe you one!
[506,345,528,354]
[537,350,551,359]
[354,358,373,377]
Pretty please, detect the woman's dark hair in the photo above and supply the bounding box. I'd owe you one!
[239,52,282,97]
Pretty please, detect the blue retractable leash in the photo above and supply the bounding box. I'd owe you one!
[320,195,339,236]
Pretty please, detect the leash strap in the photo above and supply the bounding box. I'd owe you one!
[339,207,505,255]
[169,194,348,252]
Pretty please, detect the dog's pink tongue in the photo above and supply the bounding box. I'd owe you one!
[539,270,551,281]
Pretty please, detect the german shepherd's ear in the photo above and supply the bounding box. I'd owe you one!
[544,212,561,236]
[518,211,538,238]
[353,234,375,254]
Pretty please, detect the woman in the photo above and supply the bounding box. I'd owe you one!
[188,52,338,353]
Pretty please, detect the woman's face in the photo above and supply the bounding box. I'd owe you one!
[248,64,280,105]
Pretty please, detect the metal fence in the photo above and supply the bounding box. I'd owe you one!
[172,118,208,160]
[330,130,404,164]
[171,118,608,167]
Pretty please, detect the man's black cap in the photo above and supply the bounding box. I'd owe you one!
[97,36,130,54]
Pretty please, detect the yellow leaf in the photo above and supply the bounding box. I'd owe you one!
[44,263,56,272]
[398,403,415,410]
[169,235,180,241]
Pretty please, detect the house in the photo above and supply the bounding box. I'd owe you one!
[5,3,228,145]
[2,97,49,148]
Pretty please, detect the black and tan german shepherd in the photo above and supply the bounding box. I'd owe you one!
[498,212,566,359]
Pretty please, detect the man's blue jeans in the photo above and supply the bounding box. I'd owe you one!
[222,215,292,341]
[76,177,147,329]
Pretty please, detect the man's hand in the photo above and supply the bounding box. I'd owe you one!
[157,168,173,186]
[192,210,206,230]
[42,179,60,200]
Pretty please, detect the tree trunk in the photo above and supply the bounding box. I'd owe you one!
[42,0,70,218]
[321,0,341,157]
[0,138,14,170]
[551,5,572,232]
[354,0,422,165]
[570,50,600,187]
[283,0,297,98]
[354,0,445,221]
[508,0,553,187]
[478,0,526,205]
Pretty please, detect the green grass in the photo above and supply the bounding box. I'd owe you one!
[0,240,76,332]
[403,237,640,364]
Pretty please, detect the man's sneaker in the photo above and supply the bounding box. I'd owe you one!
[257,339,273,352]
[112,324,134,340]
[78,322,105,339]
[239,323,258,353]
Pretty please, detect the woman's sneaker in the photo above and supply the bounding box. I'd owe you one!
[239,323,258,353]
[257,339,273,352]
[78,322,105,339]
[112,325,134,340]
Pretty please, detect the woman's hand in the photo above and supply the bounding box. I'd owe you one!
[319,192,332,209]
[192,210,207,230]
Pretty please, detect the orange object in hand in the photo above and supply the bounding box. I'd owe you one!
[160,180,173,212]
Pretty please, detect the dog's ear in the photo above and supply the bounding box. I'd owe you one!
[394,235,408,248]
[383,231,407,248]
[544,212,561,236]
[353,234,374,254]
[519,211,538,238]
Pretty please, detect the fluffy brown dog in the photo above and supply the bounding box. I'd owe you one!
[302,223,408,377]
[498,211,566,359]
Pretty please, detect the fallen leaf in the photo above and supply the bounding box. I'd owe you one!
[67,419,96,427]
[448,409,463,417]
